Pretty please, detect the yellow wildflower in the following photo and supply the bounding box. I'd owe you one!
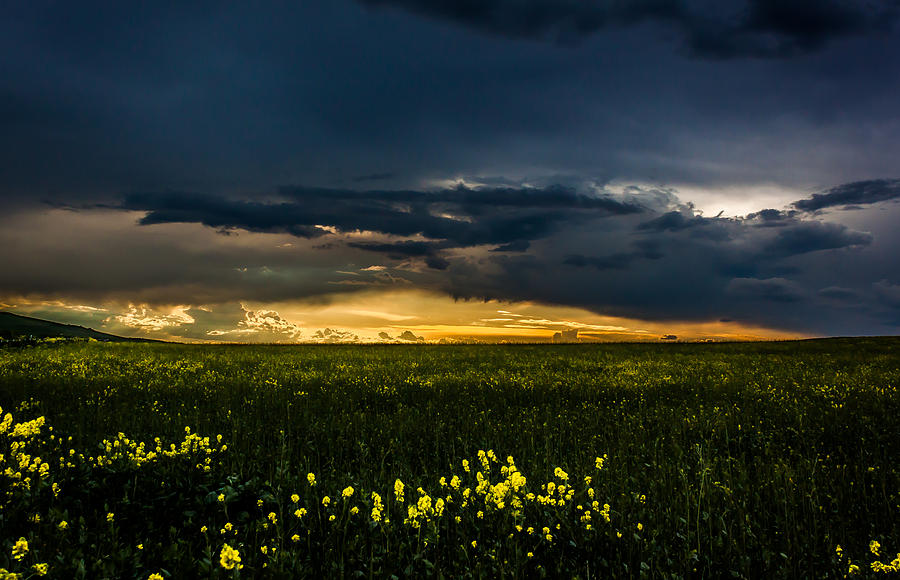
[291,534,300,542]
[219,543,242,570]
[267,512,277,524]
[58,520,68,530]
[342,486,355,498]
[12,537,28,560]
[147,574,163,580]
[307,473,316,486]
[871,540,881,556]
[291,493,300,503]
[322,496,331,506]
[32,563,49,576]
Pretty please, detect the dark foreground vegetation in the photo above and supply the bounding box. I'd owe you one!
[1,339,899,578]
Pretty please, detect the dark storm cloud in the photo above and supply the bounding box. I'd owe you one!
[637,211,710,232]
[4,178,900,335]
[1,2,899,338]
[352,172,397,183]
[726,277,805,303]
[357,0,899,58]
[761,221,872,257]
[424,180,894,334]
[792,179,900,212]
[117,186,642,255]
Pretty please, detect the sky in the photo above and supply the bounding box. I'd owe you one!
[1,0,899,343]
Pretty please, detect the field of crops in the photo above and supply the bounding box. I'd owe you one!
[1,339,899,578]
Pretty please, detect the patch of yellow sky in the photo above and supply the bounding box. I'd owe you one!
[4,289,804,343]
[245,289,802,342]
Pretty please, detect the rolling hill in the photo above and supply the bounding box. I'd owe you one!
[0,311,162,342]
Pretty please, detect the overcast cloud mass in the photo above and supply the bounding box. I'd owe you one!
[1,1,899,340]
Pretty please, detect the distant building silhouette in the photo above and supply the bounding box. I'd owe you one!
[551,329,579,343]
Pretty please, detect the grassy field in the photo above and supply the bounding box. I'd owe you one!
[1,339,899,578]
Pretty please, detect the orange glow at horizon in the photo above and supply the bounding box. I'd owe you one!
[3,289,806,343]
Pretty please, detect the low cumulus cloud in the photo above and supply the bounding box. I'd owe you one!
[103,303,305,343]
[357,0,899,58]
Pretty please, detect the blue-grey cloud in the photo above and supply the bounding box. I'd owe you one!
[792,179,900,212]
[726,277,805,302]
[761,221,872,257]
[116,185,642,258]
[358,0,899,58]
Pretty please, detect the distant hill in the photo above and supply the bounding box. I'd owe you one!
[0,311,163,343]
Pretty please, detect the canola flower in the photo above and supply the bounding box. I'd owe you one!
[219,543,242,570]
[32,563,49,576]
[11,538,28,560]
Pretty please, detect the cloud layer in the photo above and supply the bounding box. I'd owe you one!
[359,0,899,58]
[3,178,897,336]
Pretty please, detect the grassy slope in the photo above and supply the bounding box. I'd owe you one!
[0,311,160,342]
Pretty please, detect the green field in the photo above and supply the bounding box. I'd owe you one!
[1,340,899,578]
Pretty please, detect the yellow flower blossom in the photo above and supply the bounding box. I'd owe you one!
[12,537,28,560]
[147,574,163,580]
[307,473,316,486]
[342,486,355,498]
[291,493,300,503]
[322,496,331,506]
[32,563,49,576]
[219,543,242,570]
